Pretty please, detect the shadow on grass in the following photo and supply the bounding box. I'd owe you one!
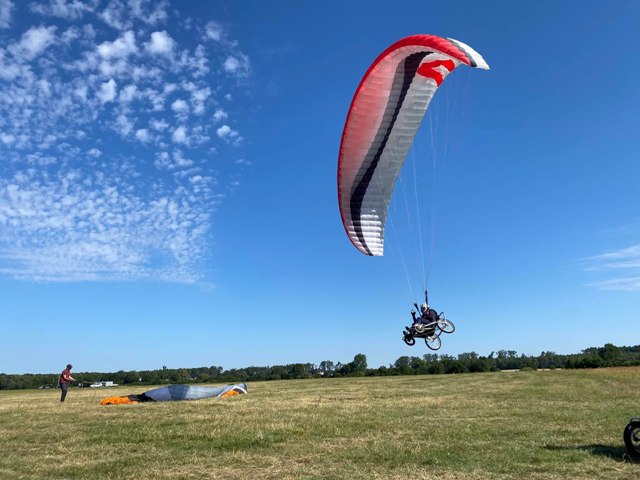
[544,444,630,462]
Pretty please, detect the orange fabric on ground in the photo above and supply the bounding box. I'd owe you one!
[100,396,139,405]
[220,390,240,397]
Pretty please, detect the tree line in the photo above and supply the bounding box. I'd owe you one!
[2,343,640,390]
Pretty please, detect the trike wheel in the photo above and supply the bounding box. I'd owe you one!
[425,334,441,351]
[403,334,416,346]
[437,319,455,334]
[624,420,640,460]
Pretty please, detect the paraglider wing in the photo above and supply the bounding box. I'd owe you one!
[100,383,247,405]
[143,384,247,401]
[338,35,489,256]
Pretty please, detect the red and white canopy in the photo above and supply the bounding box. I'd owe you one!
[338,35,489,256]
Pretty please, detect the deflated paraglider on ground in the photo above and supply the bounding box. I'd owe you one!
[337,34,489,349]
[100,383,248,405]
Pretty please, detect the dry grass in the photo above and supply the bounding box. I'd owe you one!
[1,368,639,479]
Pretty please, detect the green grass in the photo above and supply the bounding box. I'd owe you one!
[1,368,639,479]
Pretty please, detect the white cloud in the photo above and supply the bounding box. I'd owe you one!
[153,149,193,170]
[223,53,250,77]
[172,150,193,168]
[150,118,169,131]
[213,108,227,122]
[585,245,640,271]
[216,124,242,145]
[0,5,250,283]
[97,78,118,103]
[204,21,223,42]
[589,277,640,292]
[135,128,150,143]
[0,0,14,29]
[1,132,16,144]
[29,0,96,20]
[0,49,21,80]
[38,134,57,149]
[97,30,137,59]
[74,84,88,101]
[154,151,171,169]
[145,30,175,55]
[0,168,212,282]
[119,84,137,103]
[584,244,640,291]
[187,85,210,115]
[171,99,189,114]
[10,25,57,61]
[98,0,169,31]
[61,26,81,44]
[98,0,130,30]
[177,44,209,78]
[129,0,169,25]
[172,126,187,144]
[114,113,133,136]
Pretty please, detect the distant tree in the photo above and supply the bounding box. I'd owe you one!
[458,352,479,361]
[352,354,367,373]
[291,364,311,379]
[445,361,468,374]
[409,356,427,374]
[599,343,622,365]
[423,354,439,363]
[394,356,411,375]
[575,355,604,369]
[427,361,444,375]
[319,360,335,373]
[123,371,139,385]
[172,368,191,383]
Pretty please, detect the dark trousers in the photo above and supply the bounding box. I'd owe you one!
[60,382,68,402]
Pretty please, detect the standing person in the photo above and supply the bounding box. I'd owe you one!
[59,364,76,402]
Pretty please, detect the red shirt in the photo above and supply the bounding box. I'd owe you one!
[59,368,72,385]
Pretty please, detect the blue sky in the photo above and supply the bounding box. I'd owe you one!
[1,1,639,374]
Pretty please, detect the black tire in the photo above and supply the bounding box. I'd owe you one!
[624,420,640,460]
[403,334,416,346]
[425,334,441,351]
[437,319,455,334]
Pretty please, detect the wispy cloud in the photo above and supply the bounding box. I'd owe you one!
[29,0,97,21]
[216,124,242,145]
[589,277,640,292]
[98,0,169,31]
[584,244,640,291]
[8,25,57,60]
[0,168,218,282]
[0,1,252,283]
[0,0,14,28]
[223,53,250,77]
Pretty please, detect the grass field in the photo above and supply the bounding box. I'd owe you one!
[1,367,639,479]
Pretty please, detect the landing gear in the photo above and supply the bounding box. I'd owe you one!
[402,316,455,351]
[403,333,416,346]
[424,334,441,351]
[624,417,640,460]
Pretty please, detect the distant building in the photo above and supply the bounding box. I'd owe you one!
[89,381,119,388]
